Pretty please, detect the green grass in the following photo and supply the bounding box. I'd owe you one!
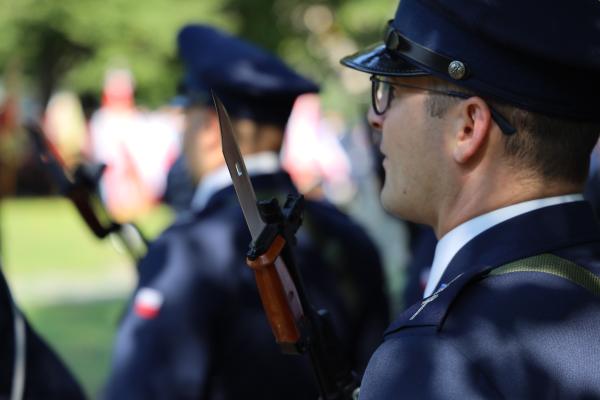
[1,197,173,300]
[22,298,127,399]
[2,197,129,277]
[0,197,174,398]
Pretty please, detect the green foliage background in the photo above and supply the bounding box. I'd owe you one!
[0,0,395,118]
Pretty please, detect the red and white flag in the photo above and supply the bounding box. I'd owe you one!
[134,287,164,319]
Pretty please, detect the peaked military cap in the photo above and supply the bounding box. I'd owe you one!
[341,0,600,121]
[177,24,319,127]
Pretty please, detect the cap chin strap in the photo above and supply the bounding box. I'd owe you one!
[384,20,469,81]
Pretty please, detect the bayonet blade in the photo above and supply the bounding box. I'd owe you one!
[213,92,266,240]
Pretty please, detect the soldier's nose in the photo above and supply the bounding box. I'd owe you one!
[368,106,384,132]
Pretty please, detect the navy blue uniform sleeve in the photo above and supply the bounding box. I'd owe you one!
[359,332,502,400]
[104,233,230,400]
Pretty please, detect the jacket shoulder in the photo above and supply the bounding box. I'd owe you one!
[137,206,245,287]
[379,253,600,399]
[359,331,502,399]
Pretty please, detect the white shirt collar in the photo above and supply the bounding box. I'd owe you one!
[423,193,585,298]
[190,151,280,212]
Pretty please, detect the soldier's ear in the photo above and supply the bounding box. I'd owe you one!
[203,109,222,146]
[452,97,493,164]
[206,108,220,131]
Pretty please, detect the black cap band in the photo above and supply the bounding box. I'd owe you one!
[384,21,469,81]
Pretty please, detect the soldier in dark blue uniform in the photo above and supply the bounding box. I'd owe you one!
[0,265,85,399]
[402,224,436,306]
[103,25,389,399]
[341,0,600,398]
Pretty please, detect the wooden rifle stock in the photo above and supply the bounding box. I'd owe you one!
[245,196,359,399]
[246,235,304,352]
[25,122,147,263]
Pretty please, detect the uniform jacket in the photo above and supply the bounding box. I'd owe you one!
[360,201,600,399]
[104,171,388,400]
[0,268,85,400]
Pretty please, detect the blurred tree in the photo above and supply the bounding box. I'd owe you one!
[0,0,393,115]
[0,0,227,109]
[223,0,395,119]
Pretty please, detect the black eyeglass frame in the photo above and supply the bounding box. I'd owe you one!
[370,76,516,135]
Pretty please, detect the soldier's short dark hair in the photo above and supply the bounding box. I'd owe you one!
[425,80,600,184]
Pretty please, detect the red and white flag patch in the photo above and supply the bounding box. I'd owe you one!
[134,287,164,319]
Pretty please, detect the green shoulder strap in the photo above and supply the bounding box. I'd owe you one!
[489,253,600,296]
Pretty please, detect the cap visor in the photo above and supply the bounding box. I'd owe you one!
[341,43,428,77]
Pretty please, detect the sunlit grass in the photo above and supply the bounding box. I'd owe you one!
[0,197,173,398]
[22,298,126,398]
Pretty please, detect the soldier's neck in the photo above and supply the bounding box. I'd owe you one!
[432,172,582,238]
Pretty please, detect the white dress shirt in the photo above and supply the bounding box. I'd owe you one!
[190,151,280,212]
[423,194,585,298]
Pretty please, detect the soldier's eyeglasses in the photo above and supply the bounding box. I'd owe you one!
[370,76,516,135]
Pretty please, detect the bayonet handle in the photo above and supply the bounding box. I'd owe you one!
[246,235,305,353]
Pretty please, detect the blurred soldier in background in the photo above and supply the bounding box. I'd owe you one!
[162,149,195,214]
[161,89,196,215]
[341,0,600,398]
[104,24,389,399]
[401,224,436,306]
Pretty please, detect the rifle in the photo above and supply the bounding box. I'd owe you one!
[214,94,360,400]
[25,122,148,264]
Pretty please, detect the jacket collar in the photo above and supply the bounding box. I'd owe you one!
[200,171,298,214]
[385,201,600,335]
[424,194,584,297]
[191,152,281,212]
[439,200,600,287]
